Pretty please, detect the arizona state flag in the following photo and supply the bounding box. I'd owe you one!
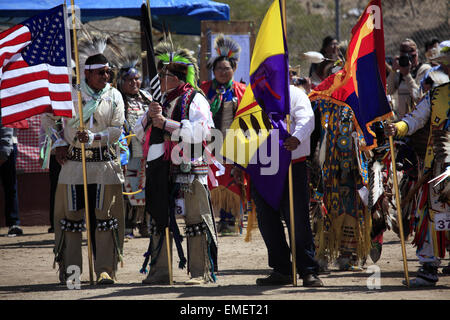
[220,0,291,210]
[309,0,393,150]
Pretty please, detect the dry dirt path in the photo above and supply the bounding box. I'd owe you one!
[0,225,449,302]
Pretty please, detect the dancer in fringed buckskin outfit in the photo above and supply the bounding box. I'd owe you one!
[134,40,218,285]
[116,54,152,239]
[310,99,372,272]
[46,36,126,285]
[199,35,250,236]
[385,41,450,287]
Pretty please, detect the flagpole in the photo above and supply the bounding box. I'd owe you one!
[70,0,95,285]
[388,132,410,287]
[286,115,297,287]
[146,0,173,285]
[280,0,297,287]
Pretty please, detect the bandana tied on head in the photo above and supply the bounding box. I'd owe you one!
[69,34,113,128]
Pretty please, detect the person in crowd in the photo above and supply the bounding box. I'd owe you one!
[290,65,312,94]
[39,119,63,234]
[47,36,126,285]
[0,123,22,236]
[310,96,372,272]
[309,36,344,87]
[200,34,248,236]
[387,38,432,119]
[384,40,450,286]
[116,55,152,239]
[252,84,323,287]
[135,40,218,285]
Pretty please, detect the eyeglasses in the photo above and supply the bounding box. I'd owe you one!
[215,67,232,73]
[158,72,176,78]
[126,77,141,83]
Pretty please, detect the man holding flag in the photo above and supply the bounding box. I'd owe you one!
[48,34,126,285]
[384,41,450,287]
[221,0,322,287]
[308,0,393,271]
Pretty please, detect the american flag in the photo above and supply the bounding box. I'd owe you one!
[0,4,73,125]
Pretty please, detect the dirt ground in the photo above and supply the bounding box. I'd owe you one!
[0,222,449,302]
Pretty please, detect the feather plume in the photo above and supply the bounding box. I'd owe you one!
[215,34,240,59]
[368,160,384,209]
[207,34,241,69]
[318,125,328,168]
[428,70,449,86]
[301,51,326,64]
[78,34,109,78]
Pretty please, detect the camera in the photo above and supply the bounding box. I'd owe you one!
[398,54,413,67]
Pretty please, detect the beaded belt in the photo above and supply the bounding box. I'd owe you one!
[67,145,117,162]
[171,162,209,175]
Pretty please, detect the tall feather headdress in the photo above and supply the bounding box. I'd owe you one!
[154,40,199,89]
[78,33,109,72]
[207,34,241,70]
[113,53,141,91]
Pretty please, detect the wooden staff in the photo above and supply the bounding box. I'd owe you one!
[388,132,410,287]
[70,0,95,285]
[146,0,173,285]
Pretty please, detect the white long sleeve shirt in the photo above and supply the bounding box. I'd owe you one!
[133,91,214,184]
[288,85,315,160]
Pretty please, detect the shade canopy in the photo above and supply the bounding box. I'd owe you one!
[0,0,230,35]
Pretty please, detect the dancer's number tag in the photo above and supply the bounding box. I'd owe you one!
[435,212,450,231]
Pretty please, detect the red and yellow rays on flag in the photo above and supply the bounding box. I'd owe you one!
[220,0,291,210]
[309,0,393,150]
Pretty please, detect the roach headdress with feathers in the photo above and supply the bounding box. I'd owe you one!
[207,34,241,70]
[154,40,199,89]
[78,35,110,72]
[114,53,140,92]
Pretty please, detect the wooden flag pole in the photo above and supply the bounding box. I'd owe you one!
[387,131,410,287]
[281,0,297,287]
[70,0,95,285]
[286,115,298,287]
[146,0,173,285]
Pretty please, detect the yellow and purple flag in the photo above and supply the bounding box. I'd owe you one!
[220,0,290,210]
[309,0,393,150]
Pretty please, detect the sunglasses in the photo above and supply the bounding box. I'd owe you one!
[92,69,110,76]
